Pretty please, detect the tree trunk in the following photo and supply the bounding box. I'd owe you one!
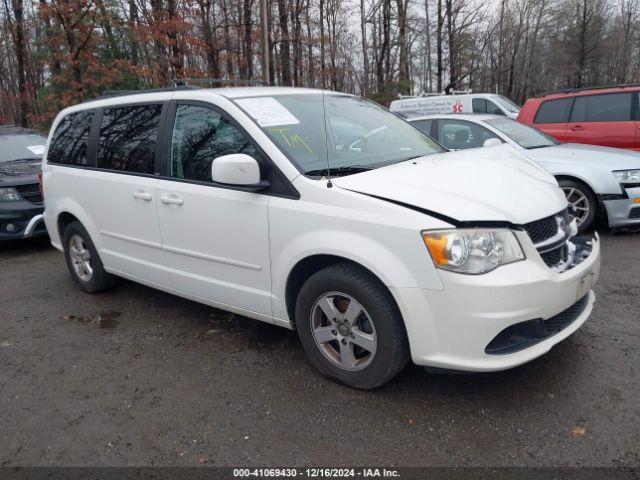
[360,0,368,96]
[277,0,291,85]
[436,0,443,92]
[445,0,454,92]
[425,0,432,92]
[11,0,29,126]
[319,0,326,88]
[243,0,253,79]
[396,0,409,90]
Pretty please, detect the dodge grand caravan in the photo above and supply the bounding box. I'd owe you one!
[42,87,600,389]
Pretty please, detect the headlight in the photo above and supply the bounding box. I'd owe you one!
[612,169,640,183]
[422,229,525,274]
[0,187,21,201]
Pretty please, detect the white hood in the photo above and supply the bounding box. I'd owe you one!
[526,143,640,170]
[333,146,566,225]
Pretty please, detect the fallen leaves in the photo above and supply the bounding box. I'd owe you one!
[571,426,586,437]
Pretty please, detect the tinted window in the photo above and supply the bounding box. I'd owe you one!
[170,104,257,183]
[97,104,162,173]
[411,119,433,136]
[437,120,501,150]
[570,93,632,122]
[472,98,487,113]
[486,100,504,115]
[534,98,574,124]
[48,111,93,165]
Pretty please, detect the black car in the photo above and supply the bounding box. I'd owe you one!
[0,126,48,240]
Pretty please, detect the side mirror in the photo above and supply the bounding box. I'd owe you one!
[483,138,502,148]
[211,154,266,189]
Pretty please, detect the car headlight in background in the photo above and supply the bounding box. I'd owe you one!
[422,229,525,274]
[612,169,640,183]
[0,187,21,201]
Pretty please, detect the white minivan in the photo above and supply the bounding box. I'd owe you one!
[42,87,600,389]
[390,93,521,119]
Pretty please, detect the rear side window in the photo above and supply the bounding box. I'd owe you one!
[97,104,162,174]
[472,98,487,113]
[437,119,501,150]
[472,99,503,115]
[486,100,503,115]
[570,93,633,122]
[411,119,433,136]
[48,111,94,165]
[169,104,257,183]
[534,98,573,124]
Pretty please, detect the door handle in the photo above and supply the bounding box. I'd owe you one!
[132,190,152,201]
[160,194,184,206]
[571,125,585,131]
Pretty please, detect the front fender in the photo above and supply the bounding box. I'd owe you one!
[539,162,621,195]
[270,229,443,321]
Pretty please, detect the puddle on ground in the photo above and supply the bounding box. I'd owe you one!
[60,311,121,329]
[196,311,294,353]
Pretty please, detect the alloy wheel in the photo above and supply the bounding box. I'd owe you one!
[69,234,93,282]
[310,292,377,371]
[562,186,591,228]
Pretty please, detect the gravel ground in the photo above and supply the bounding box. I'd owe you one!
[0,232,638,467]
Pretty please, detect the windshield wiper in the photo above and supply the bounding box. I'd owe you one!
[305,165,372,177]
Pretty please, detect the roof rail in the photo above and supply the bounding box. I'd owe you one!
[397,88,472,99]
[169,78,267,87]
[84,78,267,102]
[541,83,640,97]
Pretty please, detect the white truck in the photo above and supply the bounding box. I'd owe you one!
[390,93,521,119]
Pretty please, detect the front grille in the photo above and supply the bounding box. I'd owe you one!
[629,207,640,219]
[523,209,578,271]
[540,244,569,267]
[485,295,589,355]
[15,184,43,204]
[523,214,559,244]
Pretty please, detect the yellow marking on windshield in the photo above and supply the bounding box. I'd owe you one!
[270,128,313,153]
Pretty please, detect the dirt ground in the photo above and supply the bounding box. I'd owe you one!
[0,232,638,467]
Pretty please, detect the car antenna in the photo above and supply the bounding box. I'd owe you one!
[321,90,333,188]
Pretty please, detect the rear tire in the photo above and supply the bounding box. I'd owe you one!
[558,179,597,232]
[62,221,116,293]
[295,263,410,389]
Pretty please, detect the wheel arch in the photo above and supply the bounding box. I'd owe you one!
[52,199,103,252]
[554,174,604,212]
[554,174,599,198]
[555,174,607,228]
[284,254,402,328]
[57,211,81,240]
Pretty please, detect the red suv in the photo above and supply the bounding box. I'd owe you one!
[518,85,640,151]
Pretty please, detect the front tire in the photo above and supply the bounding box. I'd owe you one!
[62,221,116,293]
[295,263,410,389]
[558,179,597,232]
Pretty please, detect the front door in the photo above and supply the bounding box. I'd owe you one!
[156,102,272,316]
[83,103,169,286]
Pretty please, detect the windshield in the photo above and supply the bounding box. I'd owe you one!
[234,94,444,176]
[0,133,46,163]
[484,117,560,149]
[493,95,521,114]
